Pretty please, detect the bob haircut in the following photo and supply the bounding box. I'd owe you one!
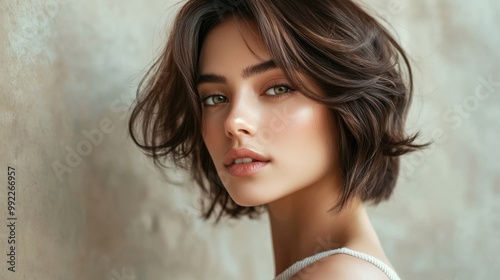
[129,0,427,222]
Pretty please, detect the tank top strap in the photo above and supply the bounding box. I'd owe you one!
[273,247,401,280]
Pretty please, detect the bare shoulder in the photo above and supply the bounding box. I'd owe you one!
[291,253,391,280]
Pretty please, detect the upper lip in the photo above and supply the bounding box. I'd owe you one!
[224,148,270,166]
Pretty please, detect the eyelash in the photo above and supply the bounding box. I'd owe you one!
[200,82,296,106]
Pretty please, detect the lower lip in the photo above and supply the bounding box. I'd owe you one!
[226,161,269,177]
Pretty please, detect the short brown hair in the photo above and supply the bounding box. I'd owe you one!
[129,0,427,222]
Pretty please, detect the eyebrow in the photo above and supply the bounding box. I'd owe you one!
[197,60,277,85]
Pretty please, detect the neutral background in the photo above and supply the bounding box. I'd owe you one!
[1,0,499,279]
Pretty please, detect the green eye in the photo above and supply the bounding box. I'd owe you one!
[265,85,292,96]
[202,95,228,106]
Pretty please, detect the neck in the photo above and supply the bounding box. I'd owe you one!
[266,179,375,276]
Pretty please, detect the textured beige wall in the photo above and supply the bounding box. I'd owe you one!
[0,0,498,279]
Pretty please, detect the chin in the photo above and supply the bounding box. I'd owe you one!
[231,197,268,207]
[228,191,273,207]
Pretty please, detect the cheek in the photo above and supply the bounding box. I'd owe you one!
[202,114,226,158]
[270,103,336,169]
[273,104,332,146]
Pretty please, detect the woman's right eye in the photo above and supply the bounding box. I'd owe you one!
[202,95,228,106]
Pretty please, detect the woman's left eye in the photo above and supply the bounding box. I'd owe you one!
[265,84,293,96]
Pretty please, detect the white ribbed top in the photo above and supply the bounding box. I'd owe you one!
[273,247,401,280]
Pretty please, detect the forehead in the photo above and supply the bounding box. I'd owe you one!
[198,19,271,74]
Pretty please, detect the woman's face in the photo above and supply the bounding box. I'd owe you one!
[198,19,340,207]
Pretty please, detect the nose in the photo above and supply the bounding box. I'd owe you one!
[224,94,257,140]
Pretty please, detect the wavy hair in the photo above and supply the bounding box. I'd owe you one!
[129,0,428,223]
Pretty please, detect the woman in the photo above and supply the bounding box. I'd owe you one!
[129,0,426,279]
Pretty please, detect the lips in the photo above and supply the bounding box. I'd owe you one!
[224,148,270,176]
[224,148,270,166]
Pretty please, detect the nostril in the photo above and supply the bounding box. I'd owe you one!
[238,128,251,135]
